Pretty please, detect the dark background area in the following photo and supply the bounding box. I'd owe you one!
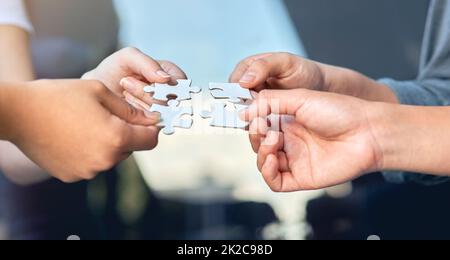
[285,0,430,79]
[1,0,445,240]
[285,0,450,240]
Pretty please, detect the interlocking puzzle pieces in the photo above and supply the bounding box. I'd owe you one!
[209,83,253,104]
[201,103,248,129]
[144,79,201,104]
[150,100,194,135]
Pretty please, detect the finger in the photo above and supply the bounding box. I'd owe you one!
[122,47,172,84]
[240,89,308,122]
[249,117,269,153]
[261,154,284,192]
[257,131,284,171]
[277,151,290,173]
[124,125,160,151]
[98,86,157,126]
[229,53,274,83]
[261,154,299,192]
[237,53,296,89]
[121,77,155,107]
[159,60,187,80]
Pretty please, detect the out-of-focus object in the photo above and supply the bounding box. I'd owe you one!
[26,0,119,78]
[114,0,319,240]
[150,100,194,136]
[209,83,253,104]
[200,103,248,129]
[0,0,33,32]
[144,79,201,104]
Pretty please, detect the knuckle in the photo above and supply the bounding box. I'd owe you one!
[95,154,116,172]
[125,105,140,123]
[58,175,78,184]
[279,52,293,60]
[253,58,269,69]
[269,184,282,193]
[110,127,128,149]
[122,46,141,55]
[81,171,98,181]
[90,80,107,94]
[258,89,270,99]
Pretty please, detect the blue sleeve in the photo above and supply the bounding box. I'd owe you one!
[380,79,450,185]
[377,0,450,185]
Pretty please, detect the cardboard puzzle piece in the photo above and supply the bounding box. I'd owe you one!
[144,79,201,103]
[209,83,253,104]
[150,100,194,135]
[200,103,248,129]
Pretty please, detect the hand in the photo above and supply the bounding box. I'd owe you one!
[7,80,160,183]
[242,89,383,192]
[82,47,187,106]
[230,52,398,103]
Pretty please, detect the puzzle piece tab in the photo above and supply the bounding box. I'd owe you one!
[144,79,201,103]
[201,103,248,129]
[150,100,194,135]
[209,83,253,104]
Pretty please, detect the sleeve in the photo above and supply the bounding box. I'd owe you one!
[378,0,450,185]
[0,0,33,32]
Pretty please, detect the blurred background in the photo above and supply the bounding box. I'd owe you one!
[3,0,450,240]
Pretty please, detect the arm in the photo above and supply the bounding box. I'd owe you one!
[0,79,160,183]
[0,24,47,184]
[0,83,19,140]
[242,88,450,192]
[370,103,450,177]
[0,25,34,80]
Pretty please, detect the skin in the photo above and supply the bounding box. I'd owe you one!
[241,88,450,192]
[229,52,399,103]
[240,89,382,191]
[0,79,159,183]
[229,52,450,192]
[0,45,186,183]
[0,24,44,184]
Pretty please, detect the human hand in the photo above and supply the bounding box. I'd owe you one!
[230,52,398,103]
[242,89,384,191]
[7,80,160,183]
[82,47,187,109]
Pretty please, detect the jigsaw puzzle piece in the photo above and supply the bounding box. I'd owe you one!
[200,103,248,129]
[150,100,194,135]
[144,79,201,103]
[209,83,253,104]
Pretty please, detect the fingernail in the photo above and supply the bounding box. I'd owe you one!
[144,110,161,122]
[240,71,256,83]
[156,70,171,78]
[121,78,136,92]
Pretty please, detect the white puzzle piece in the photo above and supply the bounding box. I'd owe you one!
[150,100,194,135]
[144,79,201,103]
[201,103,248,129]
[209,83,253,104]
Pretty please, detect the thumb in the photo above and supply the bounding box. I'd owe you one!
[238,53,296,89]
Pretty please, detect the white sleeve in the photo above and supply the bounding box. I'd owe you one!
[0,0,33,32]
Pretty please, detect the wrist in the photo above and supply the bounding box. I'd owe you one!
[320,63,399,103]
[365,102,423,173]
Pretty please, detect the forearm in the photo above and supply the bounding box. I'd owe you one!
[369,102,450,176]
[320,63,399,103]
[0,25,34,81]
[0,82,49,183]
[0,83,22,140]
[0,25,49,183]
